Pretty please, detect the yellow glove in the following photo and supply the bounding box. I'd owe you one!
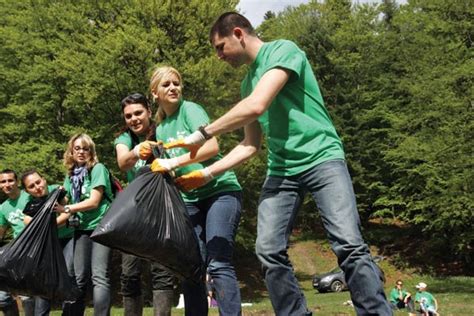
[164,129,210,158]
[175,168,214,191]
[133,141,161,160]
[150,157,180,174]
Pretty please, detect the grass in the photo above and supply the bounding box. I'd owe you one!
[49,220,473,315]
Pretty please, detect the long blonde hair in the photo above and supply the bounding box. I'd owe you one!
[149,65,183,123]
[63,133,99,176]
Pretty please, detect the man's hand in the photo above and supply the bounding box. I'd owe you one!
[133,141,161,160]
[150,158,180,173]
[175,168,214,191]
[164,130,209,157]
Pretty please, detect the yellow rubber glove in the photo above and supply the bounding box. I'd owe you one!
[150,157,180,174]
[164,129,209,158]
[175,168,214,191]
[133,141,161,160]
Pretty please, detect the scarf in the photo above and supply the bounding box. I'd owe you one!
[71,165,88,203]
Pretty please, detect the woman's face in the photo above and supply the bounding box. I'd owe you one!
[72,138,91,166]
[24,173,47,198]
[123,103,151,135]
[153,73,182,106]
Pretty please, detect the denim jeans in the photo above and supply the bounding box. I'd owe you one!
[35,237,75,316]
[256,160,392,316]
[182,191,242,316]
[71,230,112,316]
[121,253,175,297]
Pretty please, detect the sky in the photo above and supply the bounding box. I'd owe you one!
[237,0,408,27]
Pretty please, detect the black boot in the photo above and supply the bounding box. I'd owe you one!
[152,290,174,316]
[123,295,143,316]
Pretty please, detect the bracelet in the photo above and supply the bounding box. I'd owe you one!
[64,206,72,214]
[198,124,212,140]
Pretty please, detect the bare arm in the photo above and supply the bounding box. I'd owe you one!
[116,143,140,171]
[174,137,220,167]
[206,68,290,136]
[207,121,262,177]
[56,187,104,214]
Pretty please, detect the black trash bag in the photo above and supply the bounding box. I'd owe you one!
[0,189,79,300]
[91,167,203,283]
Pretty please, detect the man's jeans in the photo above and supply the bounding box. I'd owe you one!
[35,237,75,316]
[256,159,392,316]
[183,191,242,316]
[71,230,112,316]
[121,253,175,297]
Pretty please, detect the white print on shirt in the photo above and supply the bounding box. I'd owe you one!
[6,209,24,226]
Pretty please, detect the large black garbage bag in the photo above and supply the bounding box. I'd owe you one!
[0,189,79,300]
[91,167,203,282]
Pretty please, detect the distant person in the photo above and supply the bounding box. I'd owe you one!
[164,12,391,315]
[0,169,35,316]
[115,93,176,316]
[414,282,438,316]
[389,279,415,316]
[21,170,75,316]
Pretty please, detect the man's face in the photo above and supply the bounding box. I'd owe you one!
[212,31,247,68]
[0,172,19,196]
[23,173,48,198]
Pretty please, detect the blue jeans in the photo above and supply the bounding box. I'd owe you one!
[256,160,392,316]
[71,230,112,316]
[35,237,75,316]
[183,191,242,316]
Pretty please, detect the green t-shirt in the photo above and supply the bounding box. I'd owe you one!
[156,99,241,202]
[415,291,436,310]
[389,288,409,304]
[241,40,345,176]
[0,190,29,238]
[63,163,112,231]
[114,131,147,183]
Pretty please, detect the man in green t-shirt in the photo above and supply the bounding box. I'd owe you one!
[389,279,415,315]
[0,169,34,316]
[165,12,391,316]
[415,282,439,316]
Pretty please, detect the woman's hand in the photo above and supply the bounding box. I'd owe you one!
[133,141,162,160]
[54,202,66,213]
[150,158,180,173]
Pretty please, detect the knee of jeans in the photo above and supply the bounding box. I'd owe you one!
[207,257,235,276]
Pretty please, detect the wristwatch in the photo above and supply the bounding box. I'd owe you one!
[64,206,71,214]
[198,124,212,140]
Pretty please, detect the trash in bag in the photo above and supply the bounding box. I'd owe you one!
[0,189,79,300]
[91,167,203,283]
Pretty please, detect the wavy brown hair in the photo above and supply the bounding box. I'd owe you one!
[63,133,99,176]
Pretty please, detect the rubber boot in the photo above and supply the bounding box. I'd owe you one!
[123,295,143,316]
[1,303,19,316]
[152,290,174,316]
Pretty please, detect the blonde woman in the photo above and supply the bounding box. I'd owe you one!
[57,133,113,316]
[143,66,243,315]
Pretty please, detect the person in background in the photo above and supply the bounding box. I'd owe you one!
[55,133,113,316]
[115,93,176,316]
[389,279,415,316]
[145,65,243,315]
[0,169,35,316]
[415,282,438,316]
[21,169,75,316]
[164,12,391,315]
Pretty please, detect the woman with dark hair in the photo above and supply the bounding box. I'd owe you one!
[56,133,113,316]
[114,93,176,316]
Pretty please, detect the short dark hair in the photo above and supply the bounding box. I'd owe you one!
[21,169,42,188]
[209,12,255,42]
[0,169,18,181]
[121,93,151,112]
